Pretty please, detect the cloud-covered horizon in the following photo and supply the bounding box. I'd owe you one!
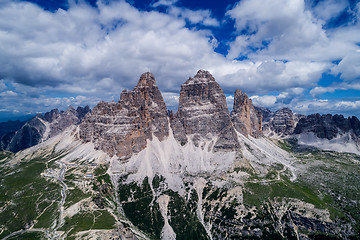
[0,0,359,120]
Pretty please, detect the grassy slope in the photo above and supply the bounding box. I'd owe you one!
[276,139,360,236]
[0,151,117,239]
[0,154,61,239]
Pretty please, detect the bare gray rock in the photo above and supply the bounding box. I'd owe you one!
[263,108,301,137]
[44,109,60,123]
[254,106,273,122]
[49,106,83,138]
[231,90,262,138]
[169,110,187,145]
[294,113,360,140]
[79,72,169,158]
[171,70,239,151]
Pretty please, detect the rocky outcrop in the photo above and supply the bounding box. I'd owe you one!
[48,106,91,138]
[294,114,360,140]
[231,90,262,138]
[43,108,60,123]
[169,110,187,145]
[263,108,301,137]
[257,107,360,147]
[79,72,169,158]
[2,106,90,153]
[171,70,239,151]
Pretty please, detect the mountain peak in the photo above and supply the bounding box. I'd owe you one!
[195,69,214,79]
[66,105,76,112]
[234,89,245,96]
[234,89,251,106]
[173,69,239,150]
[277,107,292,113]
[80,72,169,158]
[137,72,156,87]
[185,69,215,85]
[231,89,262,138]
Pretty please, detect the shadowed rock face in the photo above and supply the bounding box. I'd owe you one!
[0,120,27,151]
[294,114,360,140]
[171,70,239,151]
[79,72,169,158]
[231,90,262,138]
[6,117,47,153]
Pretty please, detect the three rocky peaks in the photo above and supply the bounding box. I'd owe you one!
[2,70,360,154]
[79,70,261,158]
[79,70,360,158]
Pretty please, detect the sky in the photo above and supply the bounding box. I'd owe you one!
[0,0,359,121]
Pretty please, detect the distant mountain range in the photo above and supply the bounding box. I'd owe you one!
[0,106,90,152]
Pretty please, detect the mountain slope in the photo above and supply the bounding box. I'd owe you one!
[2,125,358,239]
[0,106,90,153]
[0,120,26,150]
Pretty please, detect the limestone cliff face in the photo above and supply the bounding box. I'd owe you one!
[231,90,262,138]
[48,106,91,138]
[171,70,239,151]
[294,114,360,140]
[262,108,303,137]
[79,72,169,158]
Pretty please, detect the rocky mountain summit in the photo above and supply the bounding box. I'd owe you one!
[0,106,90,152]
[171,70,239,151]
[80,70,258,158]
[79,72,169,158]
[261,107,303,138]
[231,90,262,138]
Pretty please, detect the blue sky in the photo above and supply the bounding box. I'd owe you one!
[0,0,359,121]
